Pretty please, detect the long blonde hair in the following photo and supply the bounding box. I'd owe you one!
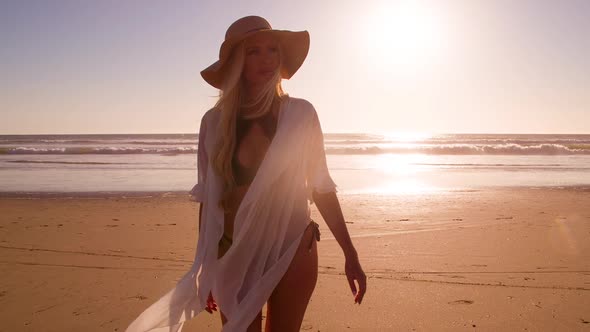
[211,40,285,211]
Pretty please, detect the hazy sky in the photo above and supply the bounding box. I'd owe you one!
[1,0,588,134]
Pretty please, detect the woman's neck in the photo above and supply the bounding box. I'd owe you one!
[244,84,264,100]
[239,94,280,118]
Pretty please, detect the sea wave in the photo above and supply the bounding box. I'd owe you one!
[0,147,197,155]
[6,160,130,165]
[1,143,588,155]
[3,135,590,147]
[0,139,196,145]
[324,138,590,145]
[323,143,590,155]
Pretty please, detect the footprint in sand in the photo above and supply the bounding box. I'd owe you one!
[580,318,589,324]
[301,324,313,330]
[130,294,148,301]
[452,218,463,221]
[112,218,119,221]
[448,300,474,305]
[106,225,119,228]
[399,218,410,221]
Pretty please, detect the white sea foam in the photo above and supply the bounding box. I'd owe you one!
[1,142,588,155]
[0,146,197,155]
[324,143,589,155]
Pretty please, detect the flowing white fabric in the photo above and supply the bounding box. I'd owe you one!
[126,96,337,332]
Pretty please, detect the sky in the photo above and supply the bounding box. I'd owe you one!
[1,0,589,135]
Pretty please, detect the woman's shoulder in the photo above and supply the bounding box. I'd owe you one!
[200,106,221,127]
[286,95,314,110]
[284,96,318,120]
[204,106,220,120]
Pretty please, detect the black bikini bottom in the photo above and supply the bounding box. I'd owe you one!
[217,219,320,259]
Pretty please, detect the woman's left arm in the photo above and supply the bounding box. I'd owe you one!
[312,190,367,305]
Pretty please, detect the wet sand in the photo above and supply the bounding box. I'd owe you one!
[0,187,589,331]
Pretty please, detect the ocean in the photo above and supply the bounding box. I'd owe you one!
[1,133,589,194]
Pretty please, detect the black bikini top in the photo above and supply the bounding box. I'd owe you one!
[232,110,278,186]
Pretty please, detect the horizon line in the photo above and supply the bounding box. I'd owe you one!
[1,132,590,136]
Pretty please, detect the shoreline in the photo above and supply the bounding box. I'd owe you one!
[0,184,589,199]
[0,190,193,199]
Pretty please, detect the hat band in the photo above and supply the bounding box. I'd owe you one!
[244,27,271,35]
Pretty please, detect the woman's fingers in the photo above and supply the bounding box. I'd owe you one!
[354,272,367,304]
[207,300,217,310]
[205,303,217,313]
[346,259,367,305]
[205,292,217,313]
[347,274,357,296]
[346,256,367,304]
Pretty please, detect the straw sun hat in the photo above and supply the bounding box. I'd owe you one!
[200,16,310,89]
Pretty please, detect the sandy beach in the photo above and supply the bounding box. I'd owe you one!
[0,187,589,331]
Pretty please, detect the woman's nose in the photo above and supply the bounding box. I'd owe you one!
[262,50,276,64]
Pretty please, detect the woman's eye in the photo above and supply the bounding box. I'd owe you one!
[247,49,259,55]
[269,47,278,53]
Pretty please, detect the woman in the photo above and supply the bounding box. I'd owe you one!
[126,16,366,332]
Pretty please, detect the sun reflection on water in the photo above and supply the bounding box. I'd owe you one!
[364,153,441,194]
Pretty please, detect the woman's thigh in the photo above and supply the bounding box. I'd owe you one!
[220,309,262,332]
[265,224,319,331]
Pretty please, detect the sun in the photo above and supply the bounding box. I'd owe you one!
[363,1,446,72]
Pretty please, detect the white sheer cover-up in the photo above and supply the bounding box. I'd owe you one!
[126,96,337,332]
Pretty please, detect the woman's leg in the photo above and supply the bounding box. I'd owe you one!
[265,223,319,331]
[220,309,263,332]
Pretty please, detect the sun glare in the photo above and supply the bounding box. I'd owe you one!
[364,153,440,195]
[364,1,446,72]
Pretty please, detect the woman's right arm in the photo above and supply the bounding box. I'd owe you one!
[194,111,219,313]
[306,103,366,304]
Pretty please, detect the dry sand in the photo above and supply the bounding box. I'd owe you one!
[0,188,589,331]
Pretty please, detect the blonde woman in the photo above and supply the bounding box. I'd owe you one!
[127,16,366,332]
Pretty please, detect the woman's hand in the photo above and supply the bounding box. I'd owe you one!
[345,254,367,304]
[204,291,217,314]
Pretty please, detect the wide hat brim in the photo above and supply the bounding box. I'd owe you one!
[201,29,310,89]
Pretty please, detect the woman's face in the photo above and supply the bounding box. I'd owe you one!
[242,33,280,89]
